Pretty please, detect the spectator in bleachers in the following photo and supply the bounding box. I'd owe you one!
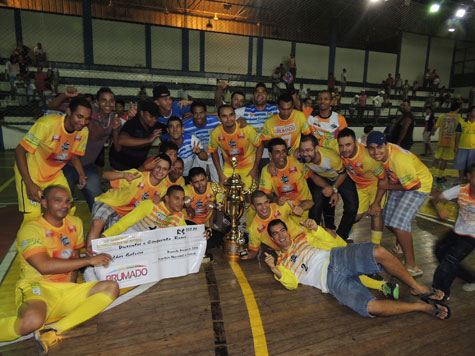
[331,88,341,112]
[348,93,359,121]
[432,75,441,95]
[162,116,208,178]
[385,73,394,96]
[389,99,414,151]
[412,80,419,98]
[469,86,475,107]
[431,102,462,182]
[298,83,308,101]
[429,69,437,86]
[109,100,166,171]
[424,68,431,88]
[394,74,402,96]
[5,55,20,98]
[115,99,128,125]
[340,68,347,95]
[372,90,384,124]
[302,97,313,119]
[215,81,245,109]
[359,125,374,146]
[153,85,191,125]
[455,106,475,183]
[50,61,60,95]
[63,87,122,210]
[13,40,31,65]
[357,90,367,121]
[14,74,27,106]
[34,66,48,103]
[271,67,281,102]
[401,80,410,100]
[18,56,29,81]
[288,52,296,78]
[137,86,147,101]
[327,73,335,93]
[422,106,435,157]
[178,83,193,100]
[184,101,221,182]
[33,42,47,66]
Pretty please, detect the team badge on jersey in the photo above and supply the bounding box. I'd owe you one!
[229,140,237,147]
[74,135,82,141]
[274,211,282,218]
[238,133,245,139]
[52,135,60,142]
[290,254,297,263]
[60,235,71,247]
[138,183,145,189]
[218,136,225,141]
[142,192,150,200]
[257,225,265,233]
[45,230,53,237]
[281,175,289,184]
[68,225,77,232]
[289,166,297,173]
[61,141,71,152]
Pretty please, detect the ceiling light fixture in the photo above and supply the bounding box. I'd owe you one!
[448,27,456,32]
[429,3,440,13]
[206,19,213,28]
[455,8,466,18]
[213,13,219,21]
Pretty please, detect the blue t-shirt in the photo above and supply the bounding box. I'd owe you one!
[183,115,221,149]
[157,101,191,125]
[234,104,279,132]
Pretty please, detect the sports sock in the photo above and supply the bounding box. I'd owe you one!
[51,292,114,334]
[371,230,383,244]
[359,275,384,291]
[0,316,21,342]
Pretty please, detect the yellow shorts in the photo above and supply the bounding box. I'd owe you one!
[435,146,455,161]
[14,165,70,221]
[357,184,387,215]
[223,166,256,191]
[15,280,97,321]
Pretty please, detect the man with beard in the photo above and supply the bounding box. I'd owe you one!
[299,134,358,241]
[367,131,432,277]
[215,81,246,109]
[389,99,414,151]
[337,128,386,244]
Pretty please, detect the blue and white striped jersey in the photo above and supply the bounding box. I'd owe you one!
[234,104,279,132]
[183,115,221,149]
[161,133,203,176]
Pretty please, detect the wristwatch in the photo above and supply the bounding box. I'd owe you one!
[332,186,338,194]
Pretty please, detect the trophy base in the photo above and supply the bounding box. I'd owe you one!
[222,239,240,262]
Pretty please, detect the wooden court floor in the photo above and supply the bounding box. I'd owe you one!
[1,147,475,355]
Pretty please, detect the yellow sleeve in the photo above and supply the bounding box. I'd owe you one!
[392,155,420,190]
[73,127,88,156]
[297,112,311,135]
[306,227,346,251]
[258,166,273,194]
[294,157,311,179]
[207,127,219,153]
[178,214,187,226]
[261,118,273,140]
[329,151,344,173]
[275,265,299,290]
[70,216,85,249]
[435,114,444,128]
[19,118,50,154]
[246,125,262,147]
[248,223,262,251]
[103,200,154,237]
[16,223,46,260]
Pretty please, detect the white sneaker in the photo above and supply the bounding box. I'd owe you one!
[463,283,475,292]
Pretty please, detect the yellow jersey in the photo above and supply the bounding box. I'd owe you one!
[184,182,224,225]
[16,215,84,284]
[208,124,261,170]
[261,110,310,153]
[248,203,303,251]
[341,143,385,189]
[259,156,312,205]
[383,144,433,193]
[17,115,88,183]
[457,119,475,149]
[165,175,186,188]
[96,170,167,216]
[435,112,461,148]
[307,146,345,180]
[103,200,186,237]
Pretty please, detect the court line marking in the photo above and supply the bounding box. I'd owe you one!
[0,242,17,286]
[229,261,268,356]
[416,212,454,228]
[0,176,14,193]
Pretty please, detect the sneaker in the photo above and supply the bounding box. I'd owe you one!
[34,328,65,355]
[381,282,400,300]
[463,283,475,292]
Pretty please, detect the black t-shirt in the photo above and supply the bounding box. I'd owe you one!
[109,117,166,170]
[389,112,414,150]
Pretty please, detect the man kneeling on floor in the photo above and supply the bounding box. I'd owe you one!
[264,218,450,319]
[0,185,118,354]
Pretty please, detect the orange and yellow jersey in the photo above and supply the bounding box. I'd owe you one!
[259,156,312,205]
[16,215,84,284]
[16,115,88,183]
[383,144,433,193]
[208,124,261,170]
[184,182,224,225]
[248,203,303,252]
[341,143,385,189]
[435,112,461,148]
[103,200,186,237]
[165,175,186,189]
[318,137,339,152]
[95,169,167,216]
[307,111,347,140]
[275,228,346,291]
[306,146,345,181]
[302,106,313,119]
[261,110,311,153]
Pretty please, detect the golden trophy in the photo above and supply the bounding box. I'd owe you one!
[214,157,256,261]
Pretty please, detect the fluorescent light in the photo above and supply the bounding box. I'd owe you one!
[448,27,456,32]
[455,8,466,18]
[369,0,380,3]
[429,3,440,13]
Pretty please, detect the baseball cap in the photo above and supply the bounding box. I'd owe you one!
[366,131,387,146]
[153,85,170,100]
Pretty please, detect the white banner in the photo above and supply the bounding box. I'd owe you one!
[91,225,207,288]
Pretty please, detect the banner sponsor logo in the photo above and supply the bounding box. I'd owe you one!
[106,264,149,282]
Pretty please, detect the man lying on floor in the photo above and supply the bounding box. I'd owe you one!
[264,218,450,319]
[0,185,118,354]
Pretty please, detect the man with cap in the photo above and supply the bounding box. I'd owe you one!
[109,100,166,171]
[366,131,433,277]
[153,85,192,125]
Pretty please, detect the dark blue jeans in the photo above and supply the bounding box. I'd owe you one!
[433,230,475,297]
[62,163,104,211]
